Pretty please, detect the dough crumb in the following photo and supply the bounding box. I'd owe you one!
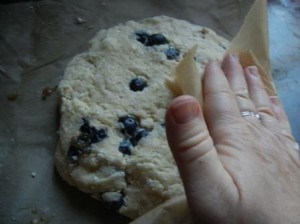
[30,219,39,224]
[75,17,86,25]
[6,92,18,101]
[41,86,56,100]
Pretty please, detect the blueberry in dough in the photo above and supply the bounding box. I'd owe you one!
[129,77,148,92]
[135,32,169,46]
[135,31,150,45]
[67,145,81,162]
[75,133,92,148]
[90,127,107,143]
[80,118,107,143]
[80,118,92,133]
[119,139,133,155]
[165,47,180,60]
[67,119,108,162]
[147,33,169,46]
[67,135,89,162]
[118,116,149,148]
[104,194,125,211]
[118,115,139,136]
[130,128,148,146]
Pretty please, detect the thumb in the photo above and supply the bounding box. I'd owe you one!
[165,95,238,222]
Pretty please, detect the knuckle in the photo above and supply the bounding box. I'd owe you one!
[257,106,274,116]
[280,129,295,142]
[204,89,233,99]
[176,131,213,162]
[236,98,255,111]
[234,88,248,100]
[177,131,208,151]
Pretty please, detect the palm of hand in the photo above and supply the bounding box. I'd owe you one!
[215,120,299,223]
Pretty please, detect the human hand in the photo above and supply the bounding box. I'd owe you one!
[165,54,300,224]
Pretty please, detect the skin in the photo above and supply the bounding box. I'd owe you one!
[165,54,300,224]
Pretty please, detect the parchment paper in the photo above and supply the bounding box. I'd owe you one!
[167,0,275,108]
[228,0,276,96]
[1,0,299,224]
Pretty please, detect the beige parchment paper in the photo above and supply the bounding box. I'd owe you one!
[132,0,275,223]
[228,0,276,96]
[166,0,276,105]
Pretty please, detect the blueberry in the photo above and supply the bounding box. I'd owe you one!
[130,128,148,146]
[165,47,180,60]
[129,77,148,92]
[67,145,81,162]
[118,115,139,136]
[95,129,107,142]
[90,128,107,143]
[135,31,150,45]
[135,32,169,46]
[219,43,227,50]
[80,118,107,143]
[104,195,125,211]
[106,198,124,211]
[147,33,169,46]
[80,118,91,134]
[67,136,90,162]
[118,139,133,155]
[75,133,92,148]
[67,119,108,162]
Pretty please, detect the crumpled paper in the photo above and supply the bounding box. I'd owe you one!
[132,0,275,223]
[228,0,275,96]
[166,0,275,104]
[166,45,204,106]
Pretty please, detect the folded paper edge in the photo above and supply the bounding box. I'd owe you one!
[228,0,276,96]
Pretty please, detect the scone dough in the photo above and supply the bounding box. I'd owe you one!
[55,16,229,219]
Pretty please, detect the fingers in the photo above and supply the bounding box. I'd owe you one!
[222,54,256,113]
[166,96,215,163]
[244,66,273,115]
[244,66,281,129]
[203,54,292,137]
[165,96,238,221]
[203,61,241,131]
[224,56,293,137]
[270,96,293,138]
[269,96,291,131]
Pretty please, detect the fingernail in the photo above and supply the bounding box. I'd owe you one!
[270,96,280,107]
[247,66,258,77]
[208,60,218,67]
[229,53,239,62]
[171,98,200,124]
[270,96,281,114]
